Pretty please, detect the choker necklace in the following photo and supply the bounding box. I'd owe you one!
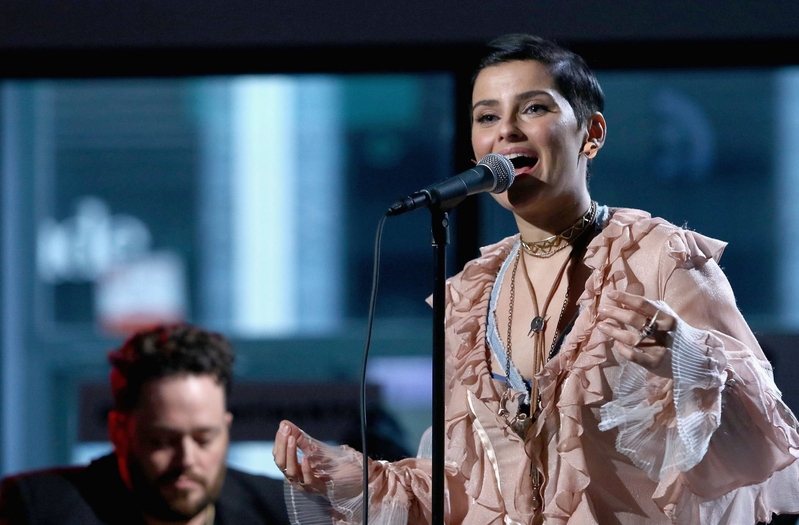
[521,201,597,258]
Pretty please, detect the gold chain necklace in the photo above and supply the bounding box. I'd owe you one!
[499,245,575,513]
[520,201,597,258]
[499,247,572,435]
[497,204,598,513]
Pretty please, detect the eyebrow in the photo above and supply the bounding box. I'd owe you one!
[471,89,554,112]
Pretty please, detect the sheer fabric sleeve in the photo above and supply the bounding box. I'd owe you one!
[282,236,515,525]
[282,432,465,525]
[598,227,799,516]
[598,304,729,481]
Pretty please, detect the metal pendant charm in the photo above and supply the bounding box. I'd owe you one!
[499,389,533,439]
[509,413,532,439]
[528,315,547,336]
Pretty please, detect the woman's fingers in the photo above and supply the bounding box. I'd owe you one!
[273,421,304,482]
[596,317,639,347]
[602,290,676,332]
[598,304,649,337]
[596,290,678,378]
[272,420,329,494]
[597,319,672,377]
[272,421,290,472]
[605,289,651,311]
[285,434,302,480]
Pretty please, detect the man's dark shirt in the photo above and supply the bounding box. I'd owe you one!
[0,454,289,525]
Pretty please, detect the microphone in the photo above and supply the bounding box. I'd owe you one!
[387,153,515,216]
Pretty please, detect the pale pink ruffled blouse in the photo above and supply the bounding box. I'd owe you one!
[286,208,799,525]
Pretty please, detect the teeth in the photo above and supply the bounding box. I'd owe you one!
[504,152,539,170]
[503,153,535,160]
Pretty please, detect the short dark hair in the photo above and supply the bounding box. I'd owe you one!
[472,34,605,126]
[108,324,234,412]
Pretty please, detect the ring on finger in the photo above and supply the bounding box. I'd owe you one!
[286,475,306,486]
[635,311,659,346]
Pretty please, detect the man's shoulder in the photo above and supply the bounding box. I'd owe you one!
[0,454,134,524]
[1,455,109,502]
[0,463,87,513]
[1,459,290,525]
[224,467,283,489]
[217,468,289,525]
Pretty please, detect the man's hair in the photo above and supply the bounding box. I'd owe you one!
[472,34,605,126]
[108,324,234,412]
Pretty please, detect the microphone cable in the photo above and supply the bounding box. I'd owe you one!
[359,211,389,525]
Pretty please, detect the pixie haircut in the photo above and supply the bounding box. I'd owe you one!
[472,34,605,126]
[108,323,234,412]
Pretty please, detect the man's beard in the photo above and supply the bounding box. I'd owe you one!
[126,454,226,522]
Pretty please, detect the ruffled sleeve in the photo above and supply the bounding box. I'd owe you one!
[281,433,456,525]
[595,213,799,520]
[283,236,519,525]
[598,304,728,480]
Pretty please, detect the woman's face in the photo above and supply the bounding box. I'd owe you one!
[471,60,593,217]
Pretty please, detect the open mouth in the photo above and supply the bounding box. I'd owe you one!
[504,153,538,170]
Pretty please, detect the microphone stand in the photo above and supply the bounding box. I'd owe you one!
[430,206,449,525]
[386,155,512,525]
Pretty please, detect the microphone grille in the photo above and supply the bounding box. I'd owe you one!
[478,153,515,193]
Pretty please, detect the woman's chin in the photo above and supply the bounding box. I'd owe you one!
[504,178,545,207]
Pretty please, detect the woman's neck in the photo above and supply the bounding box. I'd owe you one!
[514,194,592,243]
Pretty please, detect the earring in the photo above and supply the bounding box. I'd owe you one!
[582,140,599,159]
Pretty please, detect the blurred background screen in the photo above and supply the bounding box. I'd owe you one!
[4,63,799,478]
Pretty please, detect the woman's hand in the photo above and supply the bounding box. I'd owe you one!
[272,420,329,494]
[596,290,678,378]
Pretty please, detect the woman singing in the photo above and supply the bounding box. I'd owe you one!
[273,34,799,524]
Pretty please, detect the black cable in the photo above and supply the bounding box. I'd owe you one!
[360,212,388,525]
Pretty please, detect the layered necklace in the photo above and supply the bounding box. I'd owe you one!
[496,201,598,513]
[497,201,597,437]
[520,201,597,258]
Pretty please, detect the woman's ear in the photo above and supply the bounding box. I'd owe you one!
[581,112,607,160]
[586,112,607,148]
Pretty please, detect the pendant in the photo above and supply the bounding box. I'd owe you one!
[509,413,532,439]
[498,390,533,439]
[528,315,547,336]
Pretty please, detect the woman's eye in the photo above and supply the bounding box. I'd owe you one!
[524,104,548,115]
[475,114,498,124]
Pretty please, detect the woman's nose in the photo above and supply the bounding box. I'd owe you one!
[498,115,524,141]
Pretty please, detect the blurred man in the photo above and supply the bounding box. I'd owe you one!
[0,324,288,525]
